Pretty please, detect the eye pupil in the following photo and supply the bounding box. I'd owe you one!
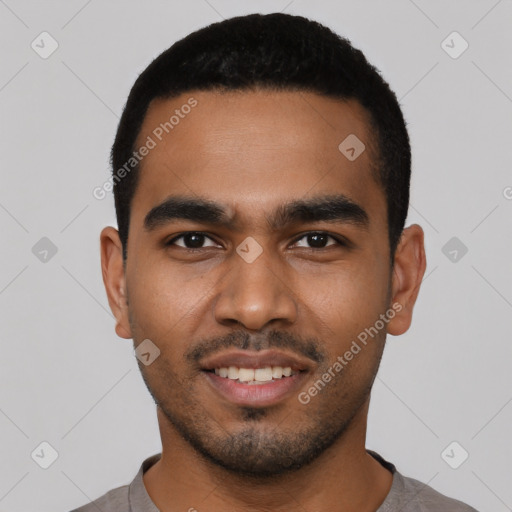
[308,233,328,248]
[185,233,204,248]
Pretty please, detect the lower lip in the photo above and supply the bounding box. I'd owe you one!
[202,371,307,407]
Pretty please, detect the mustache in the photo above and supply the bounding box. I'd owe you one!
[185,329,326,365]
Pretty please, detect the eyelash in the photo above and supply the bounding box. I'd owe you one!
[165,231,348,250]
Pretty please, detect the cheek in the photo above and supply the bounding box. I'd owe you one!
[126,256,222,347]
[298,259,389,336]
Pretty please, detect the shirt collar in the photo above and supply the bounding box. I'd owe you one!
[129,450,400,512]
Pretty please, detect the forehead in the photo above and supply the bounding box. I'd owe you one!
[131,89,384,229]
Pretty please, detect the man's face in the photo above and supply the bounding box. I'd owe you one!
[119,90,395,476]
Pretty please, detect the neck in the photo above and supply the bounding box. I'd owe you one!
[143,400,393,512]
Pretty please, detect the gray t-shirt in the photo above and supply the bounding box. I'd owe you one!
[70,450,478,511]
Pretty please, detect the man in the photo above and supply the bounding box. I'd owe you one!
[73,12,478,512]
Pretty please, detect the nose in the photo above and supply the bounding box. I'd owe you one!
[213,246,298,331]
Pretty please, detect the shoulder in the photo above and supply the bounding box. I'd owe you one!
[68,453,161,512]
[69,483,129,512]
[367,450,478,512]
[397,473,479,512]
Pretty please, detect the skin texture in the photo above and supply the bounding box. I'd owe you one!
[100,89,426,511]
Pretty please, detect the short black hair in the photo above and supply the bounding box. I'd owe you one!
[111,12,410,262]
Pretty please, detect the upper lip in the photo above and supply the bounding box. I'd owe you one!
[199,349,314,372]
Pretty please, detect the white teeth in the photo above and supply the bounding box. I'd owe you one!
[272,366,283,379]
[212,365,296,382]
[254,367,273,382]
[228,366,239,379]
[238,368,255,382]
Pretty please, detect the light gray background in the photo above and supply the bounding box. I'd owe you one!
[1,1,511,511]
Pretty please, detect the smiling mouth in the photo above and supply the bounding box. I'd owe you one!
[204,365,301,385]
[199,349,313,405]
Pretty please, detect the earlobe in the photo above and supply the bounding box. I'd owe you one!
[387,224,427,336]
[100,226,132,340]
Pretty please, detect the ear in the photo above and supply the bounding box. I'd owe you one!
[387,224,426,336]
[100,226,132,339]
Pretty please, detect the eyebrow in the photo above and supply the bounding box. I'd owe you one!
[143,194,369,233]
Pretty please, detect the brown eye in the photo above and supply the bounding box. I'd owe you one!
[167,232,219,249]
[292,232,344,249]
